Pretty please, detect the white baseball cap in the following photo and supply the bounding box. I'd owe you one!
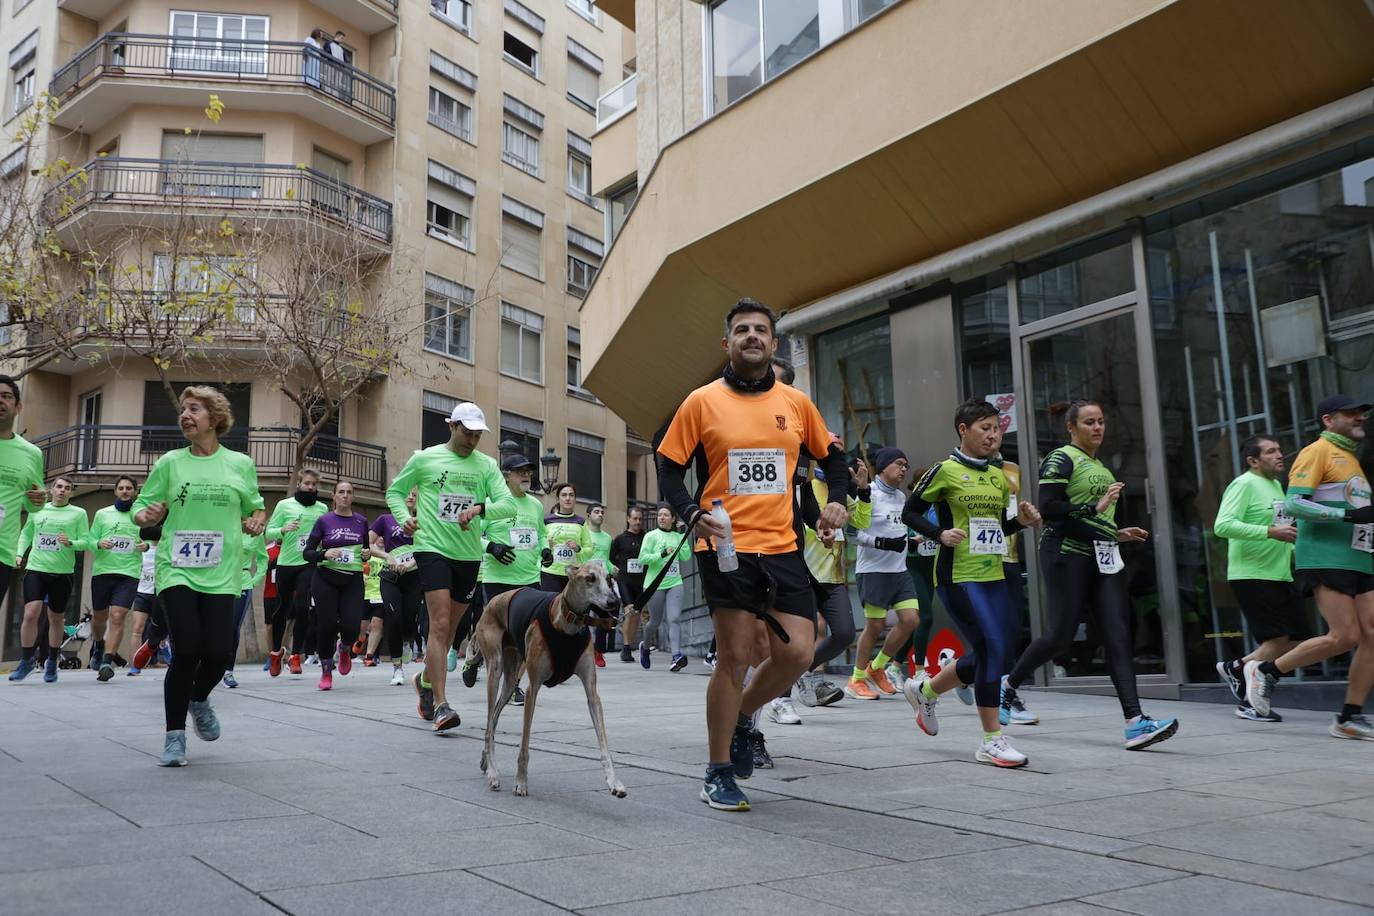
[448,402,489,430]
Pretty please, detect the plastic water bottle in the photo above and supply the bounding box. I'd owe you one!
[711,498,738,572]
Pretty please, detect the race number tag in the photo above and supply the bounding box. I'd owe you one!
[107,536,135,553]
[0,505,6,529]
[171,531,224,568]
[728,448,787,496]
[1094,540,1124,575]
[334,547,356,566]
[139,567,156,593]
[436,492,476,524]
[1272,500,1295,528]
[1006,494,1019,521]
[832,528,845,542]
[1353,525,1374,554]
[626,558,644,574]
[392,545,417,571]
[510,527,537,551]
[35,532,61,551]
[297,535,310,553]
[553,544,578,564]
[916,538,938,557]
[968,518,1007,556]
[667,561,681,579]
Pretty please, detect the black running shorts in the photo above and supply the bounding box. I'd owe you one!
[698,549,816,621]
[414,552,480,603]
[1300,568,1374,598]
[1230,578,1308,642]
[91,573,139,611]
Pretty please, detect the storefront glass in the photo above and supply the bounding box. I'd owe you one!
[813,313,896,453]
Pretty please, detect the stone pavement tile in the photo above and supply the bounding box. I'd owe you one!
[264,868,568,916]
[409,762,686,798]
[1184,768,1374,806]
[1113,844,1374,908]
[0,826,149,875]
[288,784,532,837]
[1132,808,1374,869]
[766,844,1183,916]
[888,808,1144,855]
[576,884,853,916]
[473,834,889,909]
[201,822,620,891]
[1307,854,1374,887]
[1082,875,1373,915]
[54,769,307,827]
[1309,796,1374,825]
[998,904,1127,916]
[4,856,279,916]
[997,788,1292,838]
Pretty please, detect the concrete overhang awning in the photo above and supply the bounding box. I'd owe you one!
[580,0,1374,436]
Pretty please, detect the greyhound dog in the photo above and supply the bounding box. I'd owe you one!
[475,562,626,798]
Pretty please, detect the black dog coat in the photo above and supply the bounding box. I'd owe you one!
[506,587,591,687]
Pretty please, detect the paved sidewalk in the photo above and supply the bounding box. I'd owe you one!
[2,656,1372,915]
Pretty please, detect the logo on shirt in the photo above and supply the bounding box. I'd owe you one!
[174,483,191,506]
[435,471,449,489]
[775,415,787,431]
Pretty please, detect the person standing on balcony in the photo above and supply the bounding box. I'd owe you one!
[265,468,328,676]
[370,489,422,687]
[386,402,516,733]
[10,477,90,684]
[540,483,594,592]
[133,386,265,767]
[0,375,46,631]
[610,506,646,663]
[326,30,351,104]
[303,29,324,89]
[93,476,149,681]
[222,529,268,688]
[302,480,369,692]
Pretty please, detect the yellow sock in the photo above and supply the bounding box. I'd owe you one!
[872,651,892,670]
[851,666,867,682]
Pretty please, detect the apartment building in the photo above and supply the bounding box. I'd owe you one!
[581,0,1374,696]
[0,0,630,658]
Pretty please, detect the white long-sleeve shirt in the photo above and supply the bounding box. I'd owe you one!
[853,478,908,574]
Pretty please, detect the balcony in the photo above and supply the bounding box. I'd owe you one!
[32,425,388,492]
[596,73,637,131]
[43,157,392,251]
[58,1,399,35]
[50,34,396,145]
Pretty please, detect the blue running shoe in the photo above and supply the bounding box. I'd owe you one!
[43,657,58,683]
[188,700,221,741]
[639,641,650,670]
[446,648,459,672]
[8,658,36,681]
[700,766,750,811]
[126,666,141,676]
[158,730,188,767]
[1125,715,1179,750]
[999,676,1039,726]
[730,720,755,780]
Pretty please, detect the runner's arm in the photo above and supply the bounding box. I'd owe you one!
[250,536,269,589]
[1038,480,1118,542]
[265,502,288,542]
[798,473,822,529]
[903,466,944,539]
[71,510,92,551]
[385,454,420,523]
[655,453,700,526]
[17,514,34,560]
[301,517,328,562]
[1284,490,1350,523]
[1214,480,1271,539]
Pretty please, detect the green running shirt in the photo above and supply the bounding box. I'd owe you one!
[266,497,329,568]
[544,513,594,576]
[0,434,44,563]
[19,504,91,575]
[1213,472,1292,582]
[90,505,144,578]
[911,459,1012,586]
[1040,445,1118,558]
[586,528,613,574]
[639,527,691,589]
[481,492,546,585]
[385,444,516,562]
[240,531,268,592]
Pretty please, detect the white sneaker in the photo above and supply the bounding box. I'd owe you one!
[390,666,405,686]
[1243,660,1277,716]
[306,654,320,666]
[794,674,818,708]
[767,696,802,725]
[975,734,1028,768]
[884,662,907,692]
[903,674,939,736]
[953,685,974,706]
[1330,714,1374,740]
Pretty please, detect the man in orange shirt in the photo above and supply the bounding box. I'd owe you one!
[657,299,848,811]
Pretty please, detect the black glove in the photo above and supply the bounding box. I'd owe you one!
[872,536,906,552]
[1346,505,1374,525]
[486,541,516,565]
[660,548,671,558]
[540,547,554,567]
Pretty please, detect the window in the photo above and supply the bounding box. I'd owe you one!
[0,145,24,180]
[566,39,603,111]
[143,381,251,450]
[503,3,544,77]
[504,32,539,74]
[500,301,543,383]
[566,226,603,297]
[814,314,895,448]
[426,160,475,249]
[566,325,597,400]
[501,196,544,278]
[567,430,604,502]
[301,397,341,462]
[160,131,264,196]
[500,411,543,467]
[152,254,256,309]
[169,11,269,74]
[421,390,461,448]
[423,272,474,361]
[502,95,544,176]
[567,0,599,23]
[605,179,637,243]
[428,86,473,142]
[430,0,472,33]
[566,132,597,207]
[7,31,37,118]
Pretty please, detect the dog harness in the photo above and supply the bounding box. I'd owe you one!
[506,587,591,687]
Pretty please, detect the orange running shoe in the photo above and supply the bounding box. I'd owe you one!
[288,653,303,675]
[268,650,283,677]
[844,678,880,701]
[866,665,897,695]
[351,635,367,657]
[594,650,605,668]
[132,641,156,671]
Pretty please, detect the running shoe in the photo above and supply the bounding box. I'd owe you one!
[865,665,896,695]
[336,642,352,676]
[126,666,141,677]
[446,648,459,672]
[703,650,717,671]
[1330,715,1374,740]
[188,700,221,741]
[954,684,974,706]
[432,703,460,731]
[159,645,173,666]
[1234,704,1282,722]
[269,650,283,677]
[794,673,818,708]
[390,666,405,686]
[413,671,435,721]
[619,646,634,663]
[261,658,270,671]
[639,641,650,670]
[701,766,750,811]
[999,676,1040,726]
[222,672,238,689]
[1243,660,1277,716]
[306,654,319,666]
[903,675,939,736]
[511,686,526,706]
[43,657,58,683]
[844,678,879,701]
[815,679,844,706]
[97,661,115,683]
[318,670,333,691]
[87,652,100,670]
[158,730,188,767]
[975,734,1028,768]
[730,721,755,779]
[462,658,480,688]
[595,650,605,668]
[132,641,156,671]
[363,655,379,668]
[352,635,367,658]
[288,654,303,675]
[7,658,35,681]
[1124,715,1179,750]
[884,662,908,692]
[670,654,688,672]
[767,696,801,725]
[1216,660,1244,703]
[750,730,773,769]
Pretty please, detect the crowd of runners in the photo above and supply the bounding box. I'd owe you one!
[0,298,1370,806]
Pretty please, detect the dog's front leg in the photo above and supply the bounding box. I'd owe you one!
[514,675,543,797]
[482,649,510,791]
[578,653,627,798]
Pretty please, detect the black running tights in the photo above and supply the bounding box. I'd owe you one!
[161,586,235,731]
[312,567,363,661]
[381,571,424,660]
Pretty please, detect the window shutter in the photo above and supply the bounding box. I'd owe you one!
[566,61,599,106]
[502,218,541,276]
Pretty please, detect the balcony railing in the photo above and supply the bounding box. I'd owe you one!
[50,33,396,128]
[44,157,393,242]
[596,72,637,130]
[32,425,388,491]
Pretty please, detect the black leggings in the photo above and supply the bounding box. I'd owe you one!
[271,565,314,654]
[1006,541,1141,719]
[381,571,425,661]
[452,581,488,650]
[811,582,857,670]
[312,567,363,661]
[161,586,235,731]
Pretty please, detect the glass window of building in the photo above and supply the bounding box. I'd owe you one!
[500,411,543,465]
[422,391,461,448]
[568,430,604,502]
[500,301,544,383]
[426,160,475,249]
[813,313,895,452]
[955,273,1016,463]
[501,196,544,278]
[168,11,269,74]
[423,272,474,362]
[502,95,544,177]
[566,39,603,112]
[1017,233,1134,324]
[566,227,603,296]
[710,0,762,112]
[428,86,473,142]
[605,179,637,243]
[567,132,595,205]
[431,0,472,33]
[8,30,37,116]
[503,5,543,77]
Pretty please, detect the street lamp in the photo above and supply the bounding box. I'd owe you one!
[498,439,522,462]
[540,447,562,494]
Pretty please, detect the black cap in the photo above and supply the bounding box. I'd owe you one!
[1317,394,1372,417]
[501,453,535,471]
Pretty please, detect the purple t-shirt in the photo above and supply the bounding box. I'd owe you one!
[370,513,412,553]
[307,511,370,571]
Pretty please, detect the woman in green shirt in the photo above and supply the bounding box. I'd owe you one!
[134,386,266,767]
[11,476,89,684]
[540,483,594,591]
[637,505,692,671]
